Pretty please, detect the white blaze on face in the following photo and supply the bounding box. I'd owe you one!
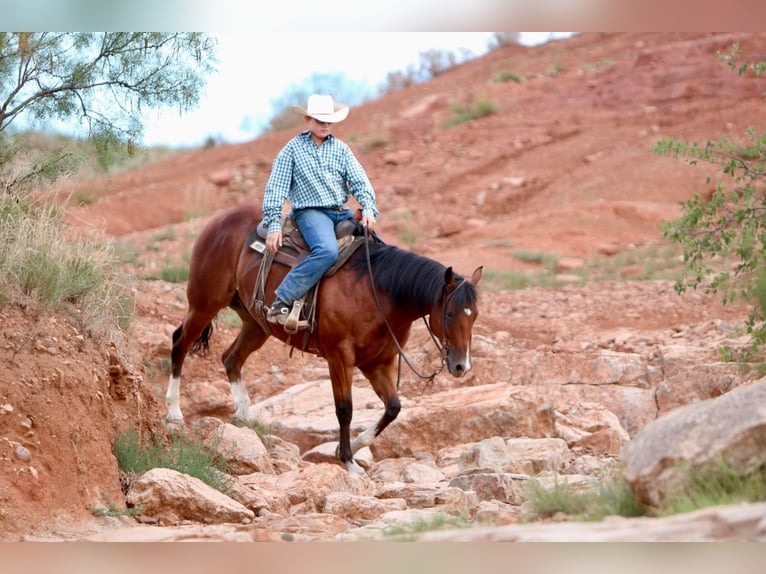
[463,345,472,372]
[461,307,475,371]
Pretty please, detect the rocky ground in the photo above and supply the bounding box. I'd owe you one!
[2,32,766,541]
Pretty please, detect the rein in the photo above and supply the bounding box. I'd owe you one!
[363,226,447,389]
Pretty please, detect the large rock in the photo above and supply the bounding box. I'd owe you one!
[371,384,557,458]
[622,379,766,507]
[275,463,375,511]
[126,468,254,524]
[449,473,529,505]
[416,502,766,541]
[321,493,406,521]
[456,436,571,476]
[204,422,273,475]
[249,380,385,453]
[231,473,292,515]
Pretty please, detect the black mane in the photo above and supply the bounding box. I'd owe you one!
[350,242,477,310]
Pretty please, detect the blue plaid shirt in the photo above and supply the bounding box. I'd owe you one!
[262,131,378,233]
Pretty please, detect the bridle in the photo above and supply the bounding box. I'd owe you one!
[363,226,466,389]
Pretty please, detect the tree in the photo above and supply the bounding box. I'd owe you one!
[0,32,217,196]
[654,43,766,356]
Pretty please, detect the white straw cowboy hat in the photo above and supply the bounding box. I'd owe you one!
[292,94,349,123]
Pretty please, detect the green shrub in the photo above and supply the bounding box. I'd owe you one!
[524,475,646,522]
[114,426,233,494]
[217,308,243,329]
[493,70,523,84]
[654,45,766,358]
[442,100,499,128]
[482,268,556,290]
[524,460,766,522]
[659,460,766,516]
[383,512,468,541]
[154,264,189,283]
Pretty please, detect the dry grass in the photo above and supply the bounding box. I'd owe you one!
[0,192,134,340]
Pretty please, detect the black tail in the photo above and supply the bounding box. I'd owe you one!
[173,322,214,356]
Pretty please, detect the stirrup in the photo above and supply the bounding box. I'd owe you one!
[283,299,309,334]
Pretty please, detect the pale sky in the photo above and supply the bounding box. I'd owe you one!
[140,32,570,148]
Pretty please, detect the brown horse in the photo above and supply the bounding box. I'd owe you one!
[166,204,482,473]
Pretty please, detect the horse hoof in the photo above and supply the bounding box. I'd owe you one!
[345,459,368,477]
[166,418,185,434]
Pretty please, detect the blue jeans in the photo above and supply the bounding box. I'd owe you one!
[274,207,354,304]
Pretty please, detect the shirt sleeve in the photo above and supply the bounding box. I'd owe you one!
[344,146,379,219]
[262,142,294,233]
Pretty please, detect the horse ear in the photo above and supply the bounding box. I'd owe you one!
[471,266,483,285]
[444,266,456,287]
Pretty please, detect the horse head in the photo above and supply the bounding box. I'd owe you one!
[432,265,483,377]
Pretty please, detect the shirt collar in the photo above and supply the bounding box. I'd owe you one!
[300,130,335,142]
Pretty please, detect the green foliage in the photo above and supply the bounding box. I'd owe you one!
[658,460,766,516]
[216,307,243,329]
[547,63,564,77]
[88,500,141,518]
[479,243,685,292]
[114,426,233,494]
[493,70,524,84]
[582,59,615,73]
[442,99,499,128]
[234,415,273,446]
[142,356,172,379]
[382,512,468,541]
[152,264,189,283]
[652,44,766,356]
[717,42,766,81]
[398,227,420,249]
[512,250,559,265]
[524,475,646,522]
[654,129,766,354]
[143,251,191,283]
[482,268,557,290]
[0,33,216,196]
[525,460,766,523]
[150,226,177,243]
[584,243,685,282]
[70,187,99,206]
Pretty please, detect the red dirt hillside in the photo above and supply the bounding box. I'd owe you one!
[1,32,765,539]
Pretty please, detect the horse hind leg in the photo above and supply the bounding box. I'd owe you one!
[221,299,269,424]
[166,308,218,426]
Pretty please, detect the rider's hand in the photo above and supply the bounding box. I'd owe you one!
[266,231,282,254]
[361,214,376,232]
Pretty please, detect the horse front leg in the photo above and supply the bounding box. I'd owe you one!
[221,313,270,424]
[352,360,401,454]
[327,358,366,475]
